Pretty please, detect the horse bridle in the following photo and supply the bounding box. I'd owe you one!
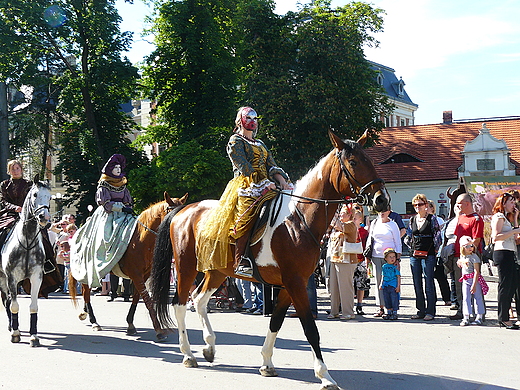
[274,150,385,249]
[334,150,384,206]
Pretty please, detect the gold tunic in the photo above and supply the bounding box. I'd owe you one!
[196,138,279,272]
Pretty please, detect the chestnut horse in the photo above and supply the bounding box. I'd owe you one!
[69,192,187,341]
[150,131,389,389]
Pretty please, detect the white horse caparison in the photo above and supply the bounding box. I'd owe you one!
[0,175,51,347]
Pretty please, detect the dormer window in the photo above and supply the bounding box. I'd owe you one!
[380,153,423,164]
[397,77,405,97]
[376,73,384,86]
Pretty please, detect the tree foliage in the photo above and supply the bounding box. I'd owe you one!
[138,0,393,194]
[0,0,147,216]
[236,0,393,179]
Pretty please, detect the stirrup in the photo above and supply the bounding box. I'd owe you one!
[234,256,253,278]
[43,260,55,274]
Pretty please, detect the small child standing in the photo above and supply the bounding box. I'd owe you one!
[379,248,401,320]
[457,235,488,326]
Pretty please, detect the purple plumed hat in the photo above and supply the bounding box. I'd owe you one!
[101,154,126,179]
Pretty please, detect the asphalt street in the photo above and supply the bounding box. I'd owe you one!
[0,258,518,390]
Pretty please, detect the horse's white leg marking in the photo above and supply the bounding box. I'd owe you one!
[195,288,217,363]
[9,297,19,314]
[312,350,339,390]
[173,304,198,367]
[29,273,41,314]
[259,330,278,377]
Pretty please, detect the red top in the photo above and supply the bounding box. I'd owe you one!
[454,213,484,257]
[357,226,369,261]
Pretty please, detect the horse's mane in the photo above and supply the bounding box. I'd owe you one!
[137,200,166,240]
[293,139,362,197]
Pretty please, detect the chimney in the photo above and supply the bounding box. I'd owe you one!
[443,110,453,124]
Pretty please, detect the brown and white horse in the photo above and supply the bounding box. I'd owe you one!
[69,192,187,341]
[150,131,389,389]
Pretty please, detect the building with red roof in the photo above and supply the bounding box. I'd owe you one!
[364,114,520,218]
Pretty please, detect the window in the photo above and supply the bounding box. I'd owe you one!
[405,202,414,215]
[477,159,495,170]
[380,153,423,164]
[401,119,406,126]
[377,73,384,86]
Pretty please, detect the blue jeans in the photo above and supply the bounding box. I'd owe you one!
[410,255,437,316]
[382,285,399,311]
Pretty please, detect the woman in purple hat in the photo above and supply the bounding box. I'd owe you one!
[70,154,136,291]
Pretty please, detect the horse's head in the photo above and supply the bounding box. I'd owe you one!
[329,130,389,212]
[23,174,51,227]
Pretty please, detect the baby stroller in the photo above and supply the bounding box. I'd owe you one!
[209,277,239,311]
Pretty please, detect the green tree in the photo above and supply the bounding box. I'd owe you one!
[0,0,147,216]
[237,0,393,179]
[142,0,238,146]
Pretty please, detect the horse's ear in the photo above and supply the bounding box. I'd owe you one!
[179,193,188,205]
[357,130,368,147]
[33,173,40,183]
[328,129,345,150]
[164,191,174,207]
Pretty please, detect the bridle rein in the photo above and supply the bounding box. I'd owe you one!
[275,150,385,248]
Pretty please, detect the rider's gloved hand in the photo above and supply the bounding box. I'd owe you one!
[111,202,123,212]
[122,207,133,214]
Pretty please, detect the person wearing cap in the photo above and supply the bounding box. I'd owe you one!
[457,235,487,326]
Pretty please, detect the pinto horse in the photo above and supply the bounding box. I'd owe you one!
[150,131,389,389]
[0,175,51,347]
[69,192,187,341]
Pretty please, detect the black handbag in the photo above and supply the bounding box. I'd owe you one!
[482,242,494,263]
[363,234,373,259]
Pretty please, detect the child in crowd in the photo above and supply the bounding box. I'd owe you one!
[58,241,71,293]
[457,235,488,326]
[379,248,401,320]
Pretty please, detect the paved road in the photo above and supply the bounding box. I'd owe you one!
[0,258,518,390]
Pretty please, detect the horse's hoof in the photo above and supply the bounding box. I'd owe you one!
[183,357,198,368]
[79,312,87,321]
[202,347,215,363]
[92,324,102,331]
[126,324,137,336]
[30,336,40,347]
[259,366,278,377]
[320,385,340,390]
[11,334,21,343]
[155,333,168,343]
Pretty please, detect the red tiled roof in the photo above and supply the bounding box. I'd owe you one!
[365,118,520,183]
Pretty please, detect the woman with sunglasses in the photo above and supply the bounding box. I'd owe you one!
[491,192,520,329]
[406,193,441,321]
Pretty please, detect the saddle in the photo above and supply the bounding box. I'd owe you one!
[241,192,284,286]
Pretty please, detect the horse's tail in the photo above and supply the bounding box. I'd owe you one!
[150,206,185,329]
[68,273,79,307]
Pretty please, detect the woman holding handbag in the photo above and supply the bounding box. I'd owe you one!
[406,194,441,321]
[327,204,363,320]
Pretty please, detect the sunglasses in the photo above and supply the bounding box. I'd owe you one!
[413,202,426,207]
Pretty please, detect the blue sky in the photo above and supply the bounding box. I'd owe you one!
[117,0,520,126]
